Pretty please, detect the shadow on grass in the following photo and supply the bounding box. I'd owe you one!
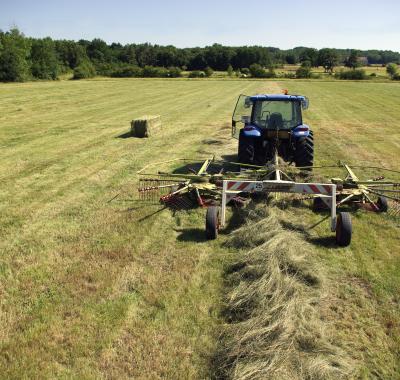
[221,206,249,234]
[202,138,224,145]
[170,158,239,176]
[174,200,250,243]
[306,235,339,248]
[172,162,204,174]
[221,154,238,163]
[175,228,207,242]
[116,131,134,139]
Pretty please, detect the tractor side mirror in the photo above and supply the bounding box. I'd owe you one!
[301,97,309,110]
[244,97,252,108]
[241,115,250,124]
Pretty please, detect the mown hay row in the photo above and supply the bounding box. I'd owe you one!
[215,206,352,380]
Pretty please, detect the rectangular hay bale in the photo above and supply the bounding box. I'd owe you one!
[131,115,161,138]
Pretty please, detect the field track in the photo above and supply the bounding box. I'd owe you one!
[0,78,399,378]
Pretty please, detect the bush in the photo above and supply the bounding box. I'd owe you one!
[167,67,182,78]
[393,73,400,81]
[249,63,266,78]
[241,68,250,75]
[369,72,377,77]
[335,69,367,80]
[204,66,214,77]
[227,65,233,77]
[111,66,142,78]
[96,63,121,76]
[386,63,398,79]
[30,38,59,80]
[188,70,206,78]
[110,65,181,78]
[72,60,96,79]
[282,72,296,79]
[265,67,276,78]
[0,28,31,82]
[142,66,168,77]
[249,63,276,78]
[295,66,312,78]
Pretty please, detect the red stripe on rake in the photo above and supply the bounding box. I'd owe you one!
[309,184,320,194]
[323,185,332,194]
[238,182,250,191]
[227,181,236,190]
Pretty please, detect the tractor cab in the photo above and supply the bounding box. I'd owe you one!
[232,94,309,138]
[232,94,314,168]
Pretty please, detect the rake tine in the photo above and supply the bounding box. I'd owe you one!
[107,192,121,203]
[367,188,400,203]
[368,188,400,194]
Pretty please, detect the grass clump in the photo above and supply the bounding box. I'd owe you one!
[215,205,351,380]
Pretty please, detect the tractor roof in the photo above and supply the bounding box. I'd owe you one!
[249,94,306,102]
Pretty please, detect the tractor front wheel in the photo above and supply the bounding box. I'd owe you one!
[206,206,220,240]
[335,212,352,247]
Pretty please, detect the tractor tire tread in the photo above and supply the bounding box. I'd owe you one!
[294,133,314,169]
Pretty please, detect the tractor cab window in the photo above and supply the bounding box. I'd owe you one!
[252,100,302,130]
[232,95,252,123]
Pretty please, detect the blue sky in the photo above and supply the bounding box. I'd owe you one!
[1,0,399,50]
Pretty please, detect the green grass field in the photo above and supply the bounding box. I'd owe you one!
[0,78,399,379]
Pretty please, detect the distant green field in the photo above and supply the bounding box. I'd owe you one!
[186,65,391,80]
[0,78,399,379]
[278,64,389,78]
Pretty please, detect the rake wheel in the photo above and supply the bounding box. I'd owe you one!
[205,206,220,240]
[377,196,388,212]
[336,212,352,247]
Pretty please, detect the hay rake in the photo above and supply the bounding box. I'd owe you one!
[138,177,195,209]
[134,154,399,246]
[137,158,223,210]
[310,163,400,213]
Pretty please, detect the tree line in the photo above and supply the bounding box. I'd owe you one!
[1,28,400,81]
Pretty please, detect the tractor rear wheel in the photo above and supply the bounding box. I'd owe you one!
[205,206,220,240]
[336,212,352,247]
[294,133,314,170]
[377,196,388,212]
[238,132,254,166]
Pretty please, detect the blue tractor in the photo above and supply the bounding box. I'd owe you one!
[232,94,314,169]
